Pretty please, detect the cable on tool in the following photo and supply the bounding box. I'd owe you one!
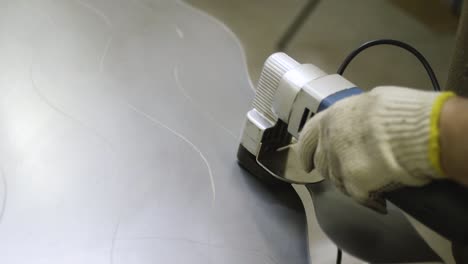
[337,39,441,91]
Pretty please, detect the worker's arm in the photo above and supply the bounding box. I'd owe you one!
[440,96,468,186]
[296,86,464,212]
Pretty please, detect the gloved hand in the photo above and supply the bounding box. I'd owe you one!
[296,86,455,212]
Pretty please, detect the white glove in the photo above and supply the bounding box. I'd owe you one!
[296,86,455,212]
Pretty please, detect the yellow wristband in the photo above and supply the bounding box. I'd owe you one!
[429,92,456,177]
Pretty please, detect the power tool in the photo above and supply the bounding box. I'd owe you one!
[237,52,468,246]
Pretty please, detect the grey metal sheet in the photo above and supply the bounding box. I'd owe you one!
[0,0,307,263]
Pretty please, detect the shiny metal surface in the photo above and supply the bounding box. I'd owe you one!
[0,0,307,262]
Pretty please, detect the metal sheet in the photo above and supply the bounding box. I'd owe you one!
[0,0,307,263]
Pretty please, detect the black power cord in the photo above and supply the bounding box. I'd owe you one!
[337,39,441,91]
[336,247,342,264]
[333,39,441,264]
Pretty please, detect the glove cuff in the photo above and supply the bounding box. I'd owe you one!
[428,92,456,177]
[372,87,455,179]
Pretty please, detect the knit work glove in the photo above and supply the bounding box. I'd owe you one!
[296,86,455,212]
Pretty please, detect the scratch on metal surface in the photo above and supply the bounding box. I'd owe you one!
[100,36,112,73]
[175,0,256,94]
[173,66,237,139]
[125,103,216,203]
[109,219,120,264]
[72,0,114,73]
[73,0,112,27]
[31,67,122,264]
[0,167,7,224]
[29,66,115,153]
[174,25,184,39]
